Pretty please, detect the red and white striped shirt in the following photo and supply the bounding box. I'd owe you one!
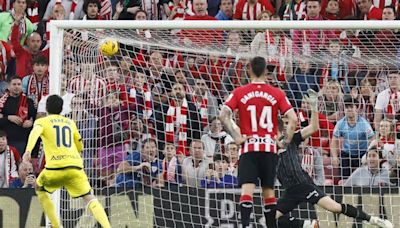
[233,0,275,20]
[68,75,107,105]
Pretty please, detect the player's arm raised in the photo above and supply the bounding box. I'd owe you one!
[219,105,246,145]
[300,89,319,139]
[23,123,44,162]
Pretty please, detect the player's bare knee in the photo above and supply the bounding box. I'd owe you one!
[330,202,342,213]
[262,187,275,199]
[241,183,256,195]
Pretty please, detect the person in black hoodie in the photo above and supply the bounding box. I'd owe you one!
[0,76,36,156]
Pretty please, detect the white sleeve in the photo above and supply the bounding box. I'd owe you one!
[374,91,389,110]
[37,95,48,113]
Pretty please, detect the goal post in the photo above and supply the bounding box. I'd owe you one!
[48,20,400,228]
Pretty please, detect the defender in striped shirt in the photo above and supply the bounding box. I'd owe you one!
[220,56,297,228]
[276,89,392,228]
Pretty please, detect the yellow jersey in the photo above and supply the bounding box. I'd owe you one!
[26,114,84,169]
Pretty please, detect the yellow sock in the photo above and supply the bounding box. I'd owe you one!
[36,191,60,228]
[88,199,111,228]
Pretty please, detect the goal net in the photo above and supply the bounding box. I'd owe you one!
[48,20,400,227]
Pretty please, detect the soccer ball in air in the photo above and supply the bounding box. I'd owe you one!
[100,38,119,57]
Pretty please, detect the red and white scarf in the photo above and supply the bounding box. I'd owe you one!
[0,41,12,79]
[10,9,26,40]
[69,0,78,20]
[192,93,208,128]
[265,32,288,81]
[387,90,400,117]
[0,0,11,12]
[283,1,306,20]
[0,146,18,187]
[27,0,39,26]
[141,0,158,20]
[27,73,49,103]
[100,0,111,20]
[242,1,265,20]
[166,99,188,155]
[129,84,152,119]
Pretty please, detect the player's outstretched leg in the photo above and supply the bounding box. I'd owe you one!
[317,196,393,228]
[83,194,111,228]
[36,188,61,228]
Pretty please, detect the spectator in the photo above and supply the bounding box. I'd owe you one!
[225,142,239,176]
[163,83,201,155]
[0,0,34,45]
[0,130,20,188]
[43,0,84,20]
[22,55,49,109]
[363,119,397,168]
[292,0,336,55]
[112,0,141,20]
[201,117,233,158]
[82,0,102,20]
[97,91,131,178]
[167,0,193,20]
[215,0,233,20]
[382,4,396,20]
[207,0,220,16]
[374,71,400,131]
[349,84,367,116]
[226,30,242,55]
[0,76,36,155]
[287,57,320,108]
[43,2,66,44]
[389,154,400,186]
[331,97,375,178]
[128,68,152,119]
[279,0,306,20]
[182,139,212,187]
[357,0,382,20]
[200,154,237,188]
[321,39,350,93]
[182,0,223,46]
[318,80,344,123]
[116,138,163,187]
[0,41,14,81]
[160,142,183,186]
[299,137,326,185]
[323,0,340,19]
[233,0,275,20]
[125,114,149,152]
[344,145,391,186]
[10,16,49,78]
[10,162,36,188]
[191,78,219,124]
[359,77,376,123]
[68,62,107,106]
[142,0,161,19]
[105,60,129,105]
[298,96,334,156]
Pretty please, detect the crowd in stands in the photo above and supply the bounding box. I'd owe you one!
[0,0,399,191]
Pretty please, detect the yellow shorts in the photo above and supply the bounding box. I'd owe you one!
[36,168,92,198]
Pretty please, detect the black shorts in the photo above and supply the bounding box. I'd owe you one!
[276,183,326,215]
[237,152,278,188]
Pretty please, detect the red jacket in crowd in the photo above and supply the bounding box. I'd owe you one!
[11,24,49,78]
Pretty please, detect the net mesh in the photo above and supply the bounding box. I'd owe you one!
[53,26,400,227]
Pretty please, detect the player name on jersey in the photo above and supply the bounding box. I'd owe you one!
[240,91,278,105]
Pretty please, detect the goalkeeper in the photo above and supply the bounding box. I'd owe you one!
[275,89,393,228]
[23,95,111,228]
